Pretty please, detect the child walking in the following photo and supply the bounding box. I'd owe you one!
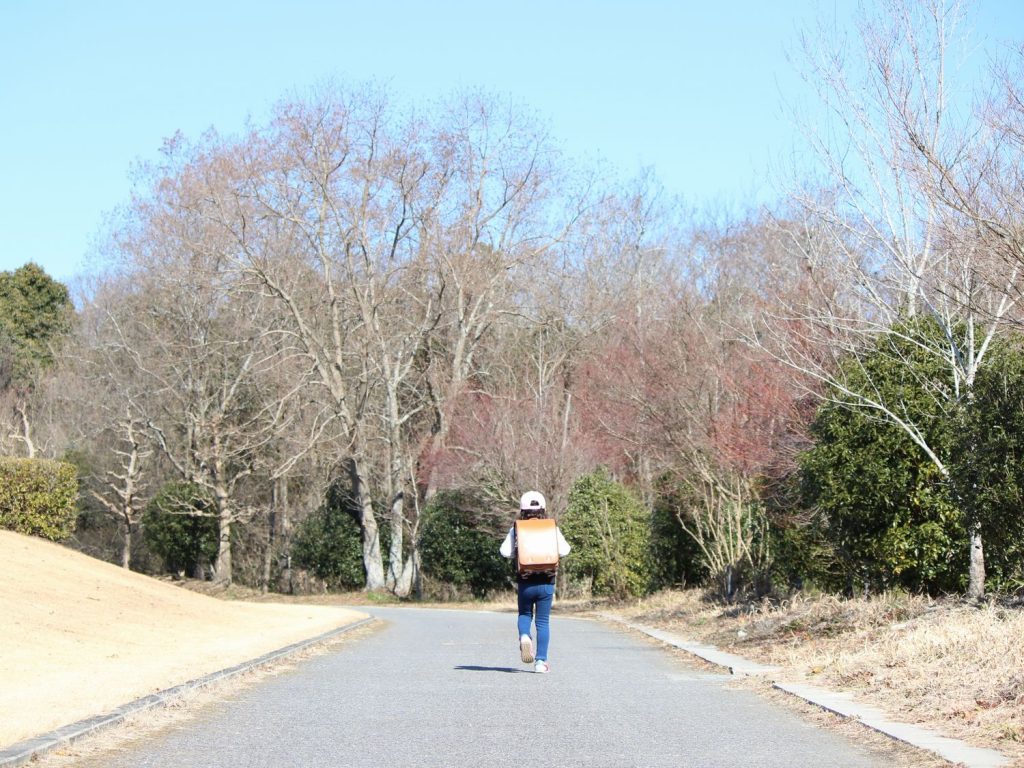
[499,490,571,674]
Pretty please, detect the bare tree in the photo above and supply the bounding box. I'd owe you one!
[191,87,586,595]
[674,456,770,601]
[573,200,813,592]
[92,146,323,585]
[87,412,150,568]
[902,42,1024,321]
[417,93,585,500]
[3,395,37,457]
[191,87,424,591]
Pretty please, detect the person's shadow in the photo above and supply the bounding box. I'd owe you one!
[454,665,528,673]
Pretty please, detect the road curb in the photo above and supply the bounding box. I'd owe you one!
[600,614,1011,768]
[0,616,375,768]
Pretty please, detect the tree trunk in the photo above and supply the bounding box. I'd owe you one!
[424,431,445,503]
[14,400,36,458]
[121,518,132,570]
[967,525,986,600]
[348,457,385,591]
[385,490,414,598]
[262,477,284,594]
[279,479,292,594]
[412,545,423,600]
[385,447,415,597]
[213,496,233,585]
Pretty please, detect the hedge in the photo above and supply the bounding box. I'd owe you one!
[0,457,78,540]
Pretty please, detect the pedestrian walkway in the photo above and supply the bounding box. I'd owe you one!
[49,607,907,767]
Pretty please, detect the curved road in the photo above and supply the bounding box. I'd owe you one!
[73,606,893,767]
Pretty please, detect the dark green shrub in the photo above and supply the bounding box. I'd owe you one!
[290,492,366,591]
[419,490,510,597]
[765,508,838,594]
[648,482,706,590]
[142,482,218,577]
[0,457,77,540]
[561,468,652,598]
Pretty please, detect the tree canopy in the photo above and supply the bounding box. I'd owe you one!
[0,262,72,385]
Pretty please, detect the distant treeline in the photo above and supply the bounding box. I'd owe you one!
[5,1,1024,601]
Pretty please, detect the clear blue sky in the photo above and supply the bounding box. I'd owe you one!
[2,1,1022,283]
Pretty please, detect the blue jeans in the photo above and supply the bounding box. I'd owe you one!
[517,582,555,661]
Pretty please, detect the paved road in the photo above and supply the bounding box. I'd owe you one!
[72,607,892,767]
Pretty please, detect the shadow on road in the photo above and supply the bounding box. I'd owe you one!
[454,665,528,674]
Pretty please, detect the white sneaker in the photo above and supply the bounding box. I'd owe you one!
[534,660,550,674]
[520,635,534,664]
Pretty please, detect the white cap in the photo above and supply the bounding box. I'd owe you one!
[520,490,546,511]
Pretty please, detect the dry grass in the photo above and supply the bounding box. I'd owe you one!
[0,531,366,750]
[610,589,1024,763]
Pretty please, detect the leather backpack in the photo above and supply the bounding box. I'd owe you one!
[514,518,560,577]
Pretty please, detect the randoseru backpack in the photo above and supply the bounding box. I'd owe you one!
[514,518,560,577]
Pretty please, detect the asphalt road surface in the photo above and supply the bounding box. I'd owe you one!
[70,606,896,767]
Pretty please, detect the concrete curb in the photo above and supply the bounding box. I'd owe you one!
[0,616,375,768]
[600,614,1011,768]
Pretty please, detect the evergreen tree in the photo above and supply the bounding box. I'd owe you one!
[142,482,219,578]
[0,263,73,384]
[951,338,1024,590]
[561,468,652,598]
[799,316,966,594]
